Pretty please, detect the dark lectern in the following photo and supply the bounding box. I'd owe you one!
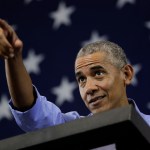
[0,105,149,150]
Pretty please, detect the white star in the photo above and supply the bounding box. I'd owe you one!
[49,1,75,29]
[128,59,142,86]
[116,0,136,9]
[81,30,108,47]
[0,95,13,120]
[132,63,142,86]
[51,76,77,106]
[145,21,150,29]
[23,49,45,74]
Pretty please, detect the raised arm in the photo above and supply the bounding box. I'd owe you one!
[0,19,35,111]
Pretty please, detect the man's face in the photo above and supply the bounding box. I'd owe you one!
[75,52,129,114]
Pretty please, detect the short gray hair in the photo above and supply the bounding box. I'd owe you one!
[76,40,128,68]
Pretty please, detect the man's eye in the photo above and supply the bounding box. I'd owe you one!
[95,71,102,76]
[78,77,85,83]
[95,71,103,76]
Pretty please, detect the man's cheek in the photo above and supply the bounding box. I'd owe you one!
[79,88,85,100]
[100,80,113,90]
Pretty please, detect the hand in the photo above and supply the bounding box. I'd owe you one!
[0,18,23,59]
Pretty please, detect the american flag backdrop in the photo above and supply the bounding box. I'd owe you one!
[0,0,150,140]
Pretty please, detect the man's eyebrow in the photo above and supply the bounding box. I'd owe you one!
[75,71,82,78]
[75,65,103,77]
[90,65,103,70]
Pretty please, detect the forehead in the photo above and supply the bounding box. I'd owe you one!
[75,52,109,71]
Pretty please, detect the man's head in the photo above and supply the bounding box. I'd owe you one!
[75,40,134,114]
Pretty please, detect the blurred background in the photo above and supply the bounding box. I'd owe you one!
[0,0,150,140]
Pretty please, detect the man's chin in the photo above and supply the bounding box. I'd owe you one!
[91,107,110,114]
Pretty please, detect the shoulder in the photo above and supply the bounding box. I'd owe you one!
[128,98,150,126]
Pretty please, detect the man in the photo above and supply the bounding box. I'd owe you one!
[0,18,149,132]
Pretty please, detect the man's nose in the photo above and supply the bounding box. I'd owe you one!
[85,78,98,95]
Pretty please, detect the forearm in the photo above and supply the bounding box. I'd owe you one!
[0,19,35,110]
[5,55,35,110]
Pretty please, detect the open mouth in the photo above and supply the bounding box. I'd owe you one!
[89,96,105,105]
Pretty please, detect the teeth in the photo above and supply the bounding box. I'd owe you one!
[90,96,104,103]
[96,96,103,100]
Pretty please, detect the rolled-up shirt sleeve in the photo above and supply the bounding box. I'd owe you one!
[9,85,82,132]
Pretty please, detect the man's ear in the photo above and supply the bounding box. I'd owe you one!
[122,64,134,85]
